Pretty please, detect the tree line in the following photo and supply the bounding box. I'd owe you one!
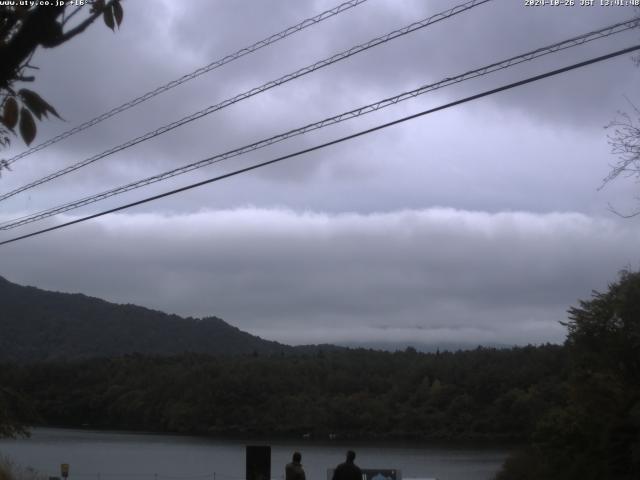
[0,344,566,441]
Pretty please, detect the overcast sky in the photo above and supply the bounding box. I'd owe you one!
[1,0,640,347]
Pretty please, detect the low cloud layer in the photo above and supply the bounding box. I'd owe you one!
[2,208,638,346]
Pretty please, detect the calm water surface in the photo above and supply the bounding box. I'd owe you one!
[0,429,508,480]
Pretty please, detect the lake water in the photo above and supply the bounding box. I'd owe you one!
[0,429,508,480]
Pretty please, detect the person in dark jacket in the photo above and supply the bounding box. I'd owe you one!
[332,450,362,480]
[285,451,306,480]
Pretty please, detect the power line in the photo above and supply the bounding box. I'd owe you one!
[0,0,492,202]
[1,17,636,231]
[3,0,370,166]
[1,44,637,248]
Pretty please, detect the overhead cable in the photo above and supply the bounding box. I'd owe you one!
[3,0,371,166]
[1,44,638,247]
[0,0,492,201]
[1,18,636,231]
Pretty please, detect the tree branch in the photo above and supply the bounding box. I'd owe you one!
[0,6,64,86]
[607,202,640,218]
[50,1,116,47]
[62,5,83,26]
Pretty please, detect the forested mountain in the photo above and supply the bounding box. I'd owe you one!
[0,275,293,361]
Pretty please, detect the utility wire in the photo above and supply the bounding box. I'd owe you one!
[3,0,370,166]
[1,44,638,248]
[1,17,636,231]
[0,0,492,202]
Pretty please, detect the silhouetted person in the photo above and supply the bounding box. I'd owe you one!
[286,451,306,480]
[332,450,362,480]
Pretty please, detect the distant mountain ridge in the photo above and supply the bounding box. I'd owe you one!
[339,340,512,352]
[0,275,295,361]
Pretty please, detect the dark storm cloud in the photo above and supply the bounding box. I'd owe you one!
[14,0,638,176]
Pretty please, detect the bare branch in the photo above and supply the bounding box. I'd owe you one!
[607,201,640,218]
[602,106,640,188]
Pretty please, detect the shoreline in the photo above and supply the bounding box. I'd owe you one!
[14,425,520,451]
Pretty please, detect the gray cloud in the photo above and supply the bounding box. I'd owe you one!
[2,1,640,349]
[1,208,638,346]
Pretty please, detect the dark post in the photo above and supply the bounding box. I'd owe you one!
[246,445,271,480]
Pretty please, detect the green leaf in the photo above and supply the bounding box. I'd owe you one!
[19,107,36,145]
[113,1,123,27]
[103,7,115,31]
[3,97,18,130]
[18,89,61,120]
